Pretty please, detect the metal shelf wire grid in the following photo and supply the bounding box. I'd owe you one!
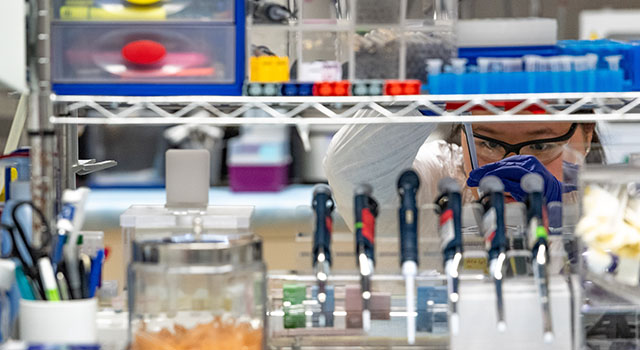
[51,92,640,126]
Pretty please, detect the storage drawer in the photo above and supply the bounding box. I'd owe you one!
[52,23,243,95]
[54,0,235,22]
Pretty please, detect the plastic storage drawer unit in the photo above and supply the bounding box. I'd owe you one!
[51,0,245,96]
[52,23,243,95]
[54,0,235,22]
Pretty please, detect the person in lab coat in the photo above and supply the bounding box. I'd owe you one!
[323,104,599,235]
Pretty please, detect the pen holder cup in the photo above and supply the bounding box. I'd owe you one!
[20,298,97,344]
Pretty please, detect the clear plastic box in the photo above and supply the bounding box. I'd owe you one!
[297,0,457,26]
[121,205,254,242]
[121,205,254,270]
[246,0,457,82]
[53,0,235,22]
[354,0,402,25]
[130,238,266,350]
[52,23,236,84]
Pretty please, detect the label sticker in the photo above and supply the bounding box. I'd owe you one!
[60,203,75,221]
[439,209,455,251]
[362,209,375,244]
[528,217,548,249]
[482,208,497,251]
[326,217,333,236]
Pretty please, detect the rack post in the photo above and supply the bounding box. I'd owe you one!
[28,0,58,244]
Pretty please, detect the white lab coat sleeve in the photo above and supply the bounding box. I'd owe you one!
[323,109,436,235]
[411,141,467,269]
[412,140,465,208]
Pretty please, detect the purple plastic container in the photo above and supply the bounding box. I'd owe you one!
[229,163,289,192]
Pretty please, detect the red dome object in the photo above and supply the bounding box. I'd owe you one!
[403,80,421,95]
[385,80,403,96]
[333,81,351,96]
[121,40,167,65]
[314,82,333,96]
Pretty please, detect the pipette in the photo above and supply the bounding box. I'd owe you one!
[397,170,420,344]
[463,123,479,171]
[354,184,378,332]
[479,176,508,332]
[435,178,463,335]
[522,173,554,343]
[312,184,335,327]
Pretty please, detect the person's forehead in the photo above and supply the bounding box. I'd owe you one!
[472,122,574,138]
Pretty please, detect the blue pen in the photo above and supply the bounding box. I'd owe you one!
[88,250,104,298]
[51,234,67,273]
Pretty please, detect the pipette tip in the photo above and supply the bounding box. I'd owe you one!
[407,332,415,345]
[544,331,554,343]
[362,309,371,332]
[497,321,507,333]
[450,313,460,335]
[404,274,416,345]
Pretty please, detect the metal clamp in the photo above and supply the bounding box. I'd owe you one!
[72,159,118,176]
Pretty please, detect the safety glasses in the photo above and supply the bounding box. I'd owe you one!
[473,123,579,164]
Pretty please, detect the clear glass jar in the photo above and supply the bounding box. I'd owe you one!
[129,237,266,350]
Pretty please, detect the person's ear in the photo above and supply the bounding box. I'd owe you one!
[579,123,596,155]
[581,123,595,145]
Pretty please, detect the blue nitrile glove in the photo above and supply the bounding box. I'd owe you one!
[466,155,563,203]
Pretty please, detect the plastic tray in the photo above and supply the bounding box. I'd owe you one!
[53,0,235,22]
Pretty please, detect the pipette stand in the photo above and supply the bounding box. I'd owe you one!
[451,275,572,350]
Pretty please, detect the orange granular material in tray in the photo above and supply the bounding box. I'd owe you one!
[132,316,263,350]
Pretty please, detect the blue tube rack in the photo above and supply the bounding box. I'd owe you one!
[453,40,640,93]
[427,69,629,94]
[558,39,640,91]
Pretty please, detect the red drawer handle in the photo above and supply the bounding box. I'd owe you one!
[121,40,167,65]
